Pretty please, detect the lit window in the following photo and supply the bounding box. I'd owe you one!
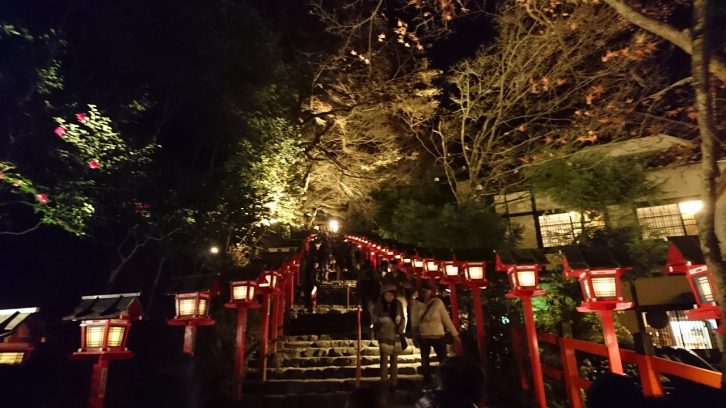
[178,299,197,316]
[693,275,715,303]
[645,310,715,350]
[636,201,700,239]
[85,326,105,348]
[538,211,604,247]
[0,352,24,364]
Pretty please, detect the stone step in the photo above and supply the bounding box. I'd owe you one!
[248,361,440,380]
[267,345,424,359]
[278,339,379,349]
[238,387,422,408]
[264,353,441,368]
[242,375,424,395]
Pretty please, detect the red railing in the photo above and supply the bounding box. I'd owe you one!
[356,305,362,387]
[537,331,723,408]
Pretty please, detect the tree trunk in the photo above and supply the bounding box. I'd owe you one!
[690,0,726,378]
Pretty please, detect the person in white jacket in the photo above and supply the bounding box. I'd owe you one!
[410,280,459,387]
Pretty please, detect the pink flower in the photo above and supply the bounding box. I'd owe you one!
[36,193,49,204]
[0,173,4,180]
[54,126,66,137]
[76,113,88,122]
[87,160,100,169]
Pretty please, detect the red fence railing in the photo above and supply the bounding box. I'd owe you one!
[537,331,723,408]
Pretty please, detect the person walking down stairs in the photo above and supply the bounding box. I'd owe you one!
[411,279,459,389]
[372,284,406,389]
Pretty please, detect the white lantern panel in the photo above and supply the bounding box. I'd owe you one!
[516,270,536,288]
[233,285,254,301]
[107,326,125,347]
[468,266,484,281]
[178,298,197,316]
[85,326,105,348]
[694,275,715,303]
[426,261,439,272]
[413,260,424,268]
[0,352,25,364]
[445,264,459,277]
[591,277,617,298]
[198,298,209,315]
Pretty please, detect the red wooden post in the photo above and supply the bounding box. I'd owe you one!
[521,296,546,408]
[598,310,623,374]
[260,293,271,382]
[636,355,664,397]
[183,325,197,355]
[448,281,461,355]
[471,288,487,368]
[356,305,362,387]
[270,293,278,354]
[233,307,248,399]
[89,355,109,408]
[511,324,531,390]
[560,337,584,408]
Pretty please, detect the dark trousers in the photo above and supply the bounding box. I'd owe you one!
[419,336,448,383]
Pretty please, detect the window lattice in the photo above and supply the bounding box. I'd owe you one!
[645,310,716,350]
[538,212,604,248]
[636,203,698,239]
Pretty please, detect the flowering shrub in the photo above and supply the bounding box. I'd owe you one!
[0,105,156,235]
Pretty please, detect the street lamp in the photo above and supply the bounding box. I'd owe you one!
[0,307,40,365]
[496,249,548,408]
[209,245,220,255]
[664,236,721,320]
[167,274,219,355]
[562,246,632,374]
[65,293,142,408]
[225,279,261,399]
[329,219,340,233]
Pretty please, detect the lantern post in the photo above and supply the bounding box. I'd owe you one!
[65,293,142,408]
[257,270,279,382]
[562,247,632,374]
[664,236,722,322]
[0,307,41,365]
[440,260,462,354]
[225,280,261,399]
[167,274,219,355]
[496,249,548,408]
[461,261,488,368]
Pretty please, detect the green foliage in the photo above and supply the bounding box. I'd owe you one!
[527,153,659,212]
[370,183,506,251]
[579,226,669,278]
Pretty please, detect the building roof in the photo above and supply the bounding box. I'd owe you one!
[577,134,694,158]
[0,307,39,340]
[165,273,219,295]
[64,293,142,321]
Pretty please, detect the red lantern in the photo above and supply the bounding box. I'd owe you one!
[462,261,488,288]
[664,236,721,320]
[496,249,546,297]
[0,307,40,365]
[441,260,461,282]
[65,293,142,408]
[562,246,632,374]
[167,274,219,355]
[226,280,260,307]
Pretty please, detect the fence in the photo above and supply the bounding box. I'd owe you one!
[537,331,723,408]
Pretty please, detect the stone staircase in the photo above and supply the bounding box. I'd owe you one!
[240,281,449,407]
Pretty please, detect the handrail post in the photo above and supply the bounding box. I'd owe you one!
[560,337,584,408]
[356,305,362,387]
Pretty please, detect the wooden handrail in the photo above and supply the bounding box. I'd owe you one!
[356,305,362,387]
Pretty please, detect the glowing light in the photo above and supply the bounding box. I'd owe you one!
[694,275,715,302]
[178,299,197,316]
[329,219,340,233]
[0,352,25,364]
[85,326,105,348]
[444,263,459,277]
[591,277,617,298]
[516,270,536,287]
[233,284,255,301]
[107,326,125,347]
[679,200,703,216]
[467,266,485,281]
[209,246,220,255]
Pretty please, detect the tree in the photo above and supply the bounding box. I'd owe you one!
[402,1,683,203]
[600,0,726,377]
